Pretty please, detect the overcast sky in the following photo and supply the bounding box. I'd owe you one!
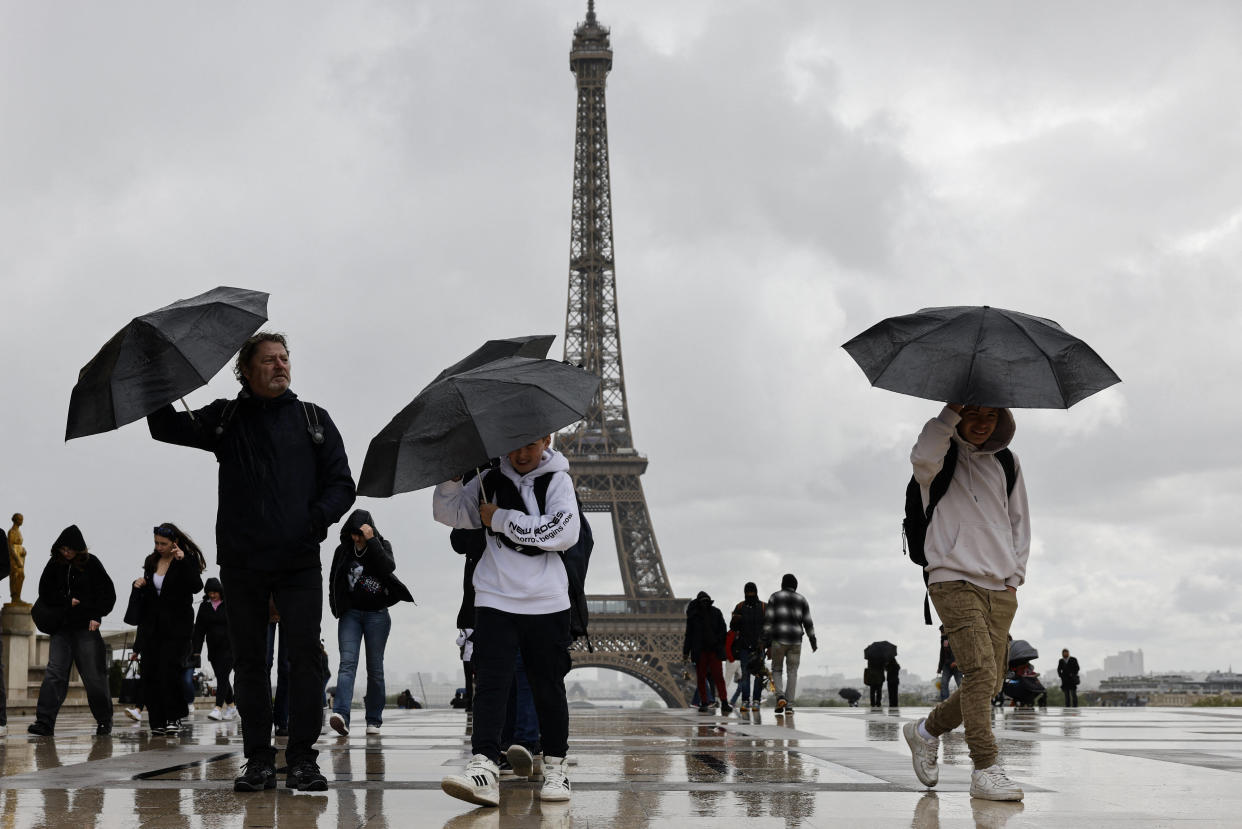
[3,1,1240,691]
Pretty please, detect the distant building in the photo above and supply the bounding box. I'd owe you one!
[1097,671,1242,706]
[1103,649,1144,678]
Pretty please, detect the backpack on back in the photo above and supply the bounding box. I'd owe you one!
[483,469,596,651]
[902,442,1016,624]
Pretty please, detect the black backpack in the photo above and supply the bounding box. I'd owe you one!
[483,470,595,651]
[902,442,1016,624]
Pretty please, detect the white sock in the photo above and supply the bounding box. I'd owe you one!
[918,719,936,741]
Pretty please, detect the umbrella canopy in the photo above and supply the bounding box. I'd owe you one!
[427,334,556,385]
[864,641,898,662]
[66,286,269,440]
[357,355,600,497]
[841,305,1121,409]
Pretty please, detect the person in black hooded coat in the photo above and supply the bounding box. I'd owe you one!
[326,509,413,736]
[683,591,732,715]
[193,576,235,720]
[29,525,116,736]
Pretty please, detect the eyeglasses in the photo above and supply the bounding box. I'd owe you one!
[153,526,175,539]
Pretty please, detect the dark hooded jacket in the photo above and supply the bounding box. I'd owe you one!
[37,546,116,631]
[730,586,766,651]
[328,509,414,618]
[132,552,204,645]
[192,577,232,662]
[147,389,356,571]
[683,592,727,662]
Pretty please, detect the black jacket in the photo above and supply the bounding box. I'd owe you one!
[37,553,116,631]
[193,596,232,663]
[1058,656,1080,687]
[147,389,356,570]
[729,597,766,651]
[683,593,727,662]
[328,509,414,618]
[132,555,203,646]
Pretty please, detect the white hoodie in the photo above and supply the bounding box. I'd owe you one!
[911,406,1031,591]
[433,449,579,615]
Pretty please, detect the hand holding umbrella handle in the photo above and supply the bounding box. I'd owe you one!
[179,397,198,423]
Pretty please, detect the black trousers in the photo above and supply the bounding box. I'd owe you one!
[35,627,112,729]
[471,607,571,762]
[141,633,191,728]
[221,565,323,766]
[1063,685,1078,707]
[211,657,235,706]
[869,683,883,706]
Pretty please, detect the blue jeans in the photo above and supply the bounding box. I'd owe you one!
[734,647,765,702]
[940,666,963,700]
[333,608,392,727]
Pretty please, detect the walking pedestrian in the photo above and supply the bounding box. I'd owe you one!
[0,529,10,736]
[193,577,236,721]
[1057,649,1081,708]
[729,582,766,711]
[28,525,116,737]
[434,436,580,807]
[327,509,414,737]
[764,574,817,715]
[130,523,205,736]
[683,591,732,716]
[147,332,356,791]
[937,625,962,701]
[902,404,1031,802]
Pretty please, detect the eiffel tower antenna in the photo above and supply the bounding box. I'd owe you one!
[558,1,694,706]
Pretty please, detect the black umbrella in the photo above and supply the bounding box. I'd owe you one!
[65,286,269,440]
[864,641,898,662]
[841,305,1120,409]
[357,354,600,497]
[428,334,556,385]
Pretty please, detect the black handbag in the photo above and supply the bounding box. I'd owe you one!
[123,585,145,627]
[31,598,66,635]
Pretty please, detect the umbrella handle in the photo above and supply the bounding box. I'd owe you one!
[179,397,197,423]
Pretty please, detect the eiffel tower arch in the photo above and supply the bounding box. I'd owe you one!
[556,2,696,708]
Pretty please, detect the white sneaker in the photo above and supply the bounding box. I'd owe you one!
[539,755,571,802]
[125,707,142,722]
[970,764,1024,801]
[365,724,381,735]
[223,704,237,721]
[208,707,223,721]
[506,744,534,777]
[903,719,940,787]
[441,754,500,807]
[329,712,349,736]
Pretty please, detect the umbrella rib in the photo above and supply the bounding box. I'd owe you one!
[996,312,1069,404]
[871,313,967,388]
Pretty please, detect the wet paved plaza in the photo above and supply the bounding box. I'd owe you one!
[0,705,1238,827]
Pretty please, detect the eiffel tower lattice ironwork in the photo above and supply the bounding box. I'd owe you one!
[557,2,695,708]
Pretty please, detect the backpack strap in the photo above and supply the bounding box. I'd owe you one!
[995,448,1017,496]
[303,401,325,445]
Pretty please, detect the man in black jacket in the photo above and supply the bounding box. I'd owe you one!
[148,332,355,792]
[1057,649,1081,708]
[729,582,766,711]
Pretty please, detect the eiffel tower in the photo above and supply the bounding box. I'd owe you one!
[556,1,696,707]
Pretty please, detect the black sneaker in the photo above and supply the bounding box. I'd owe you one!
[698,705,713,713]
[26,722,53,737]
[95,723,112,736]
[286,759,328,791]
[720,701,733,715]
[234,760,277,792]
[274,725,290,737]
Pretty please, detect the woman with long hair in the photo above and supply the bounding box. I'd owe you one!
[130,523,204,736]
[28,525,116,736]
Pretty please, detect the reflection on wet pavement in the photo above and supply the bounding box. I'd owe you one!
[0,706,1237,826]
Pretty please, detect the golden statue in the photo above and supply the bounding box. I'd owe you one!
[9,513,28,606]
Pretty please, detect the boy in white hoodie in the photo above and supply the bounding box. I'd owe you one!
[433,436,580,808]
[903,404,1030,802]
